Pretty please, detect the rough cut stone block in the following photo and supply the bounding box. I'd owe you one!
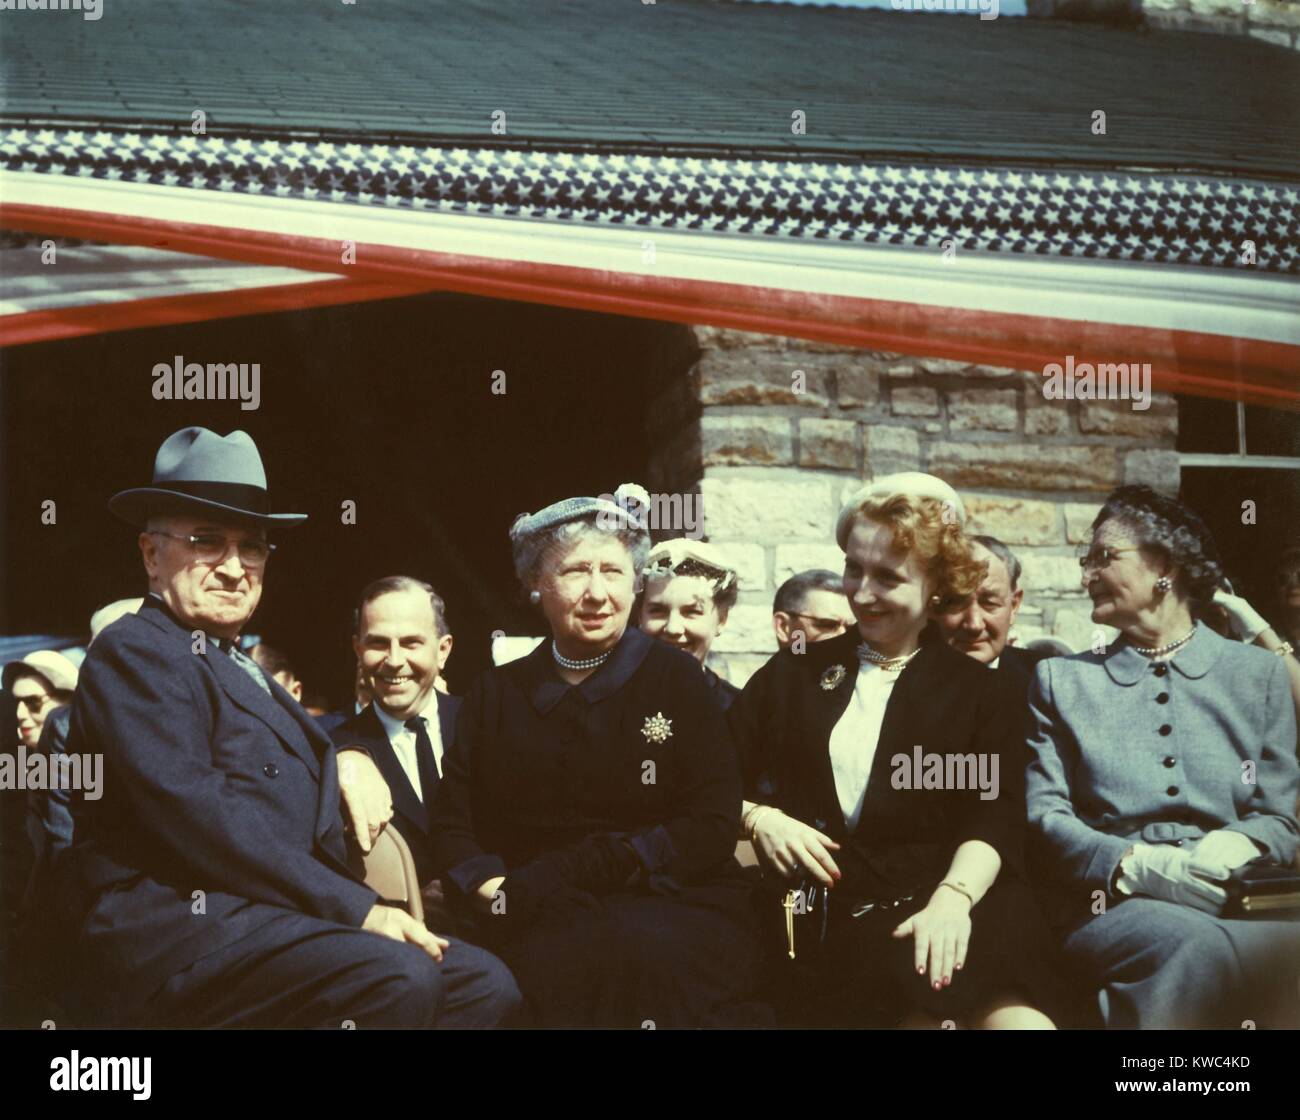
[716,541,767,594]
[1020,554,1086,593]
[929,443,1117,491]
[948,388,1018,433]
[692,325,849,354]
[1025,390,1070,436]
[1077,393,1177,439]
[836,366,882,410]
[1188,0,1244,13]
[891,385,940,417]
[864,425,922,475]
[1124,449,1181,491]
[701,415,793,467]
[774,543,848,587]
[712,603,780,654]
[918,357,970,375]
[697,352,830,407]
[798,418,857,470]
[700,473,834,541]
[1064,502,1102,544]
[879,360,921,380]
[968,364,1034,379]
[964,496,1060,545]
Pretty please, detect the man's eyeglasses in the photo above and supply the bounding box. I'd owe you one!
[1076,544,1139,573]
[787,612,849,633]
[149,531,275,568]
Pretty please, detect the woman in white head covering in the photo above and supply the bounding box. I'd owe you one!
[4,651,78,749]
[729,473,1063,1028]
[430,485,768,1027]
[638,538,742,711]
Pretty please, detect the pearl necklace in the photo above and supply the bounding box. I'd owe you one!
[1130,623,1197,659]
[552,640,613,671]
[857,642,921,673]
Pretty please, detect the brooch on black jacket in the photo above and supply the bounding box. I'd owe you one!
[819,664,848,691]
[641,712,673,743]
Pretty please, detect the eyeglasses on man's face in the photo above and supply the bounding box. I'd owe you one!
[1076,543,1140,573]
[149,531,275,568]
[787,611,848,634]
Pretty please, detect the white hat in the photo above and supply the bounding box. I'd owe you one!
[835,472,966,549]
[645,539,738,593]
[2,649,80,694]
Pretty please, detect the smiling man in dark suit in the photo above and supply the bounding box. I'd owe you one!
[331,577,456,892]
[52,427,518,1028]
[936,534,1049,692]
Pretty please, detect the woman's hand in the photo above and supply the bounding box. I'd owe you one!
[1213,588,1272,643]
[751,808,841,886]
[892,883,972,991]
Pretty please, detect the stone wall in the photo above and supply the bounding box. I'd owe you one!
[1026,0,1300,48]
[646,325,1181,688]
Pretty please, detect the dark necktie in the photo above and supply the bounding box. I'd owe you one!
[405,716,440,806]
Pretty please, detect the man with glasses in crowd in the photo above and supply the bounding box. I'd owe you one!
[771,569,854,651]
[48,426,517,1029]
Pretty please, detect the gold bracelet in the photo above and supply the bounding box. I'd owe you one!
[938,879,975,908]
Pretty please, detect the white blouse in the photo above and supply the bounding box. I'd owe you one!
[828,654,900,832]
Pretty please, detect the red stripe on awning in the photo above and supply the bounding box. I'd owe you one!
[3,202,1297,409]
[0,275,437,348]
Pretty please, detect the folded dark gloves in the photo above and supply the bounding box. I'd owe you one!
[496,833,643,929]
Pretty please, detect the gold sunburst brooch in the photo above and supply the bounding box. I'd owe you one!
[819,664,848,691]
[642,712,673,744]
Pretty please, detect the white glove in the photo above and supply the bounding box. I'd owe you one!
[1115,843,1227,914]
[1212,589,1271,643]
[1188,829,1261,882]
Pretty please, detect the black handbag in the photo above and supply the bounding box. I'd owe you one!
[1222,860,1300,919]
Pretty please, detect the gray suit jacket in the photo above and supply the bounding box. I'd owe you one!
[1025,625,1299,924]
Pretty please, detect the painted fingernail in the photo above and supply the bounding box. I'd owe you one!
[918,966,925,975]
[933,981,942,990]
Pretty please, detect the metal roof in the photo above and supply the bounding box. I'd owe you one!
[1,0,1297,178]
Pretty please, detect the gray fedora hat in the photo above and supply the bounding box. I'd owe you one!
[109,427,307,527]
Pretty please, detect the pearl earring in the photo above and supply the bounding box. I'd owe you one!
[1154,576,1172,594]
[529,590,541,605]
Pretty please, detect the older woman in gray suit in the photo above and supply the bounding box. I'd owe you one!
[1026,485,1300,1029]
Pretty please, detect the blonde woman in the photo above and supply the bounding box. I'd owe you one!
[730,473,1060,1029]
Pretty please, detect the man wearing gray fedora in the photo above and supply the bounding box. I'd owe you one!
[50,427,519,1028]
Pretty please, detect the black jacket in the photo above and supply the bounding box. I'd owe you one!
[431,627,744,904]
[330,693,461,886]
[729,627,1029,901]
[996,643,1051,696]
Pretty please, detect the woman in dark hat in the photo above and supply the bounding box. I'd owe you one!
[430,485,767,1027]
[1027,485,1299,1028]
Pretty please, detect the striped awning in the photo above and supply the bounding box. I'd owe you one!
[2,127,1297,408]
